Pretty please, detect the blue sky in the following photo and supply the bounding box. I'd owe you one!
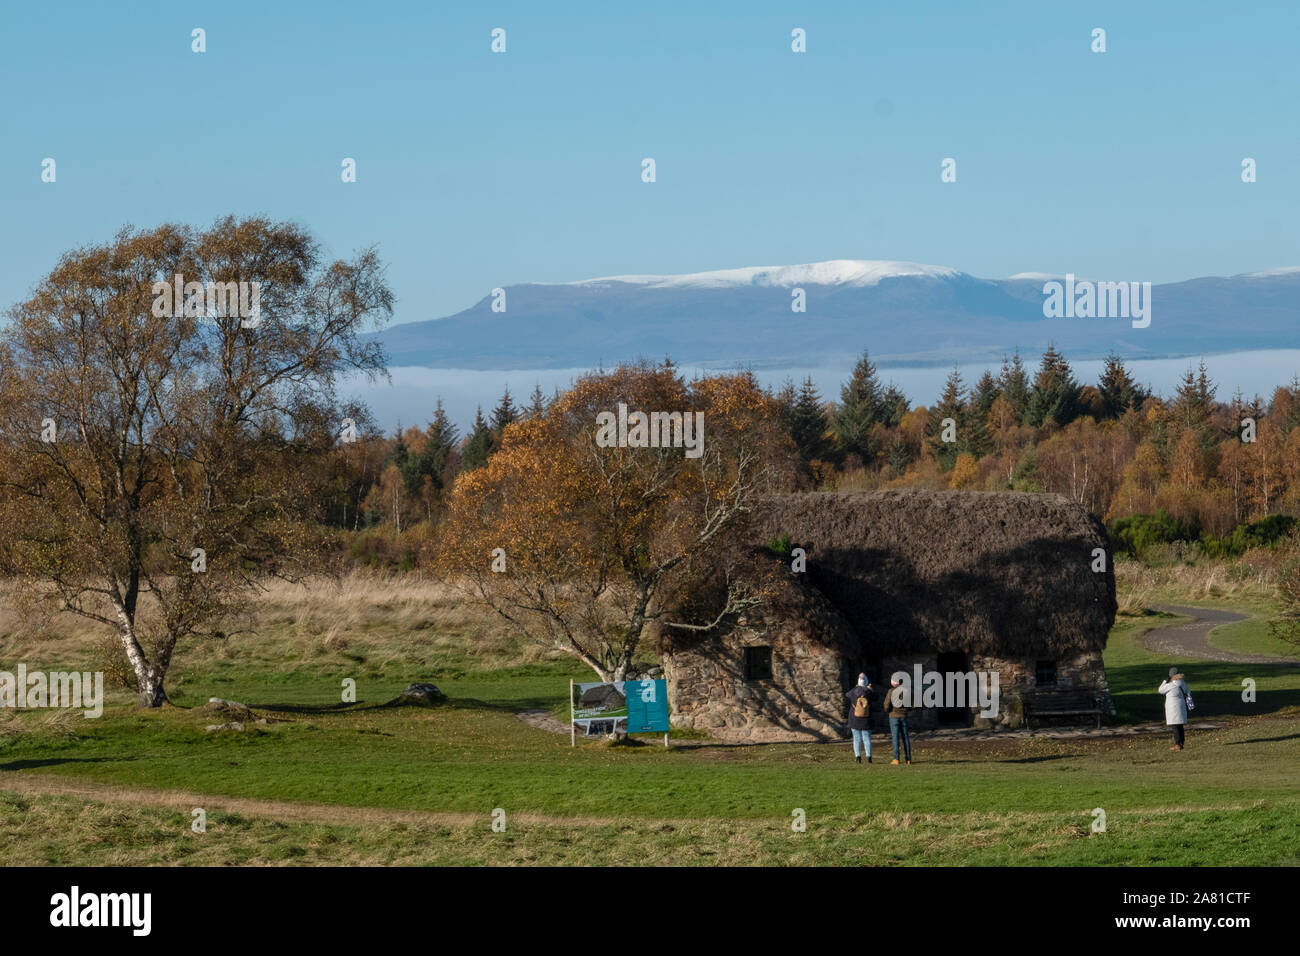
[2,0,1297,328]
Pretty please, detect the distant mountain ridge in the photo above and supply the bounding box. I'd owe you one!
[378,260,1300,370]
[560,259,962,290]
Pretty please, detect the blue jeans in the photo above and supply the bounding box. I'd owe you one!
[889,717,911,761]
[851,727,872,758]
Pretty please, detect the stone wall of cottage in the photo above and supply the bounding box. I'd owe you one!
[664,623,850,743]
[667,637,1112,739]
[971,649,1114,729]
[866,649,1112,730]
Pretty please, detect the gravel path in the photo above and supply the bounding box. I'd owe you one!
[1143,604,1300,666]
[0,773,645,828]
[517,709,572,735]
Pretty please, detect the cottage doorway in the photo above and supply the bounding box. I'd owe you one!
[935,651,971,726]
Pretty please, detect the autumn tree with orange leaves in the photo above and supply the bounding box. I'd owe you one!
[436,361,796,681]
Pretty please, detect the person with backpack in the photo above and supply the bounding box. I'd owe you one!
[1158,666,1193,751]
[885,676,912,765]
[844,674,875,763]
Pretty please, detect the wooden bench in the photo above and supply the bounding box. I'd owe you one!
[1023,690,1103,729]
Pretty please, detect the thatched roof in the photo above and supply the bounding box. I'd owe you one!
[655,544,864,658]
[748,490,1116,657]
[659,490,1116,658]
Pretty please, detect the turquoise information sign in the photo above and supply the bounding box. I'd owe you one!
[624,678,669,733]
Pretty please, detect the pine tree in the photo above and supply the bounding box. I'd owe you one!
[927,366,967,469]
[461,406,494,472]
[1026,346,1079,428]
[971,369,999,423]
[417,399,460,492]
[966,371,995,456]
[790,377,829,464]
[774,378,798,435]
[998,353,1031,424]
[880,383,909,428]
[388,422,419,494]
[1098,353,1148,419]
[887,435,913,477]
[834,350,885,464]
[491,386,518,436]
[526,383,547,419]
[1170,361,1217,433]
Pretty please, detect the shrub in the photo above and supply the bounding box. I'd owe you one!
[1107,510,1200,559]
[1208,514,1299,558]
[345,525,430,572]
[767,533,793,557]
[1112,511,1300,568]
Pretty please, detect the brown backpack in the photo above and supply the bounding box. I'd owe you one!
[853,691,870,718]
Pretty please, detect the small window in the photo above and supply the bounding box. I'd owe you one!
[743,646,773,682]
[1035,660,1057,688]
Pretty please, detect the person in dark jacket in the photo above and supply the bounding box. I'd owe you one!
[885,676,912,765]
[844,673,875,763]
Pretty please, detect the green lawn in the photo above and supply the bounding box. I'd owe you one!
[1104,611,1300,723]
[2,591,1299,865]
[1209,612,1300,659]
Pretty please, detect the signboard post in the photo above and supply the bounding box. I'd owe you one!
[569,678,576,748]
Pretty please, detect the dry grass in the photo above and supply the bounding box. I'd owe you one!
[0,707,85,741]
[247,572,536,667]
[3,773,1290,866]
[0,571,562,682]
[0,578,116,674]
[1115,557,1278,611]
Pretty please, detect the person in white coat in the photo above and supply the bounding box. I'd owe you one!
[1158,666,1192,751]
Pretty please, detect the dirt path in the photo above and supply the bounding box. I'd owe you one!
[517,709,571,735]
[1144,605,1300,666]
[0,773,645,829]
[5,771,1269,836]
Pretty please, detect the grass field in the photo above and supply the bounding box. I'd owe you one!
[1,574,1298,866]
[1105,612,1300,722]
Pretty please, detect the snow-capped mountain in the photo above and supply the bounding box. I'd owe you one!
[378,260,1300,370]
[563,260,962,290]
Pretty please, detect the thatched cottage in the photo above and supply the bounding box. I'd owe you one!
[578,684,625,710]
[656,490,1117,742]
